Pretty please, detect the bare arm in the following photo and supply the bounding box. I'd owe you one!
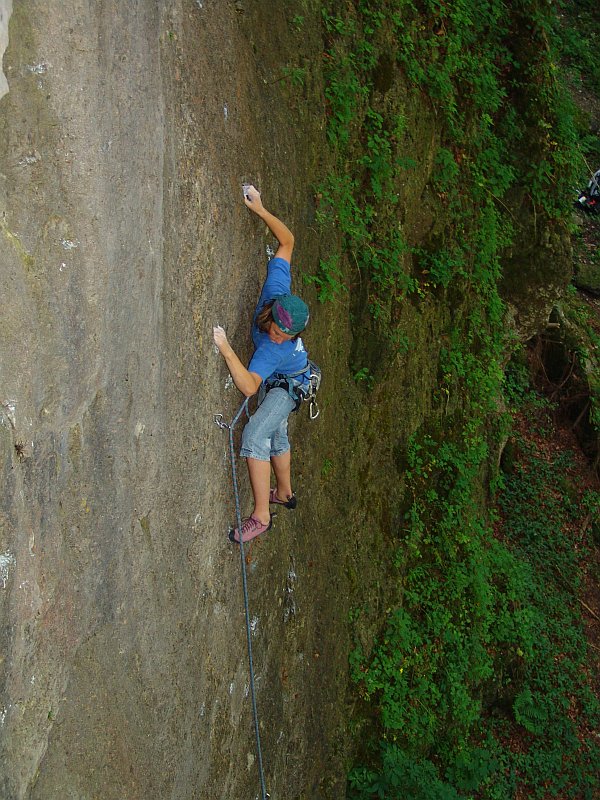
[244,185,294,263]
[213,326,262,397]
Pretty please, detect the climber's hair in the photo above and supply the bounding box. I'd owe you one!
[256,300,275,333]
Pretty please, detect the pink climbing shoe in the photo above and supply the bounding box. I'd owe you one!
[229,514,273,544]
[269,488,297,509]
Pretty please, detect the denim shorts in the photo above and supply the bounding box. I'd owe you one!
[240,387,296,461]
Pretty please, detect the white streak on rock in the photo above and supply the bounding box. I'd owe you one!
[1,400,16,428]
[0,551,16,589]
[18,152,41,167]
[0,1,12,99]
[27,61,49,75]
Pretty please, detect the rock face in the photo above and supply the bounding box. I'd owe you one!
[0,3,350,798]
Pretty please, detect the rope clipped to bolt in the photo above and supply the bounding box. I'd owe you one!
[214,398,270,800]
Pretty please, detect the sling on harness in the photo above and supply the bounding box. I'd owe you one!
[264,359,322,419]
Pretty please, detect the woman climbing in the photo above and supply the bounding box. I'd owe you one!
[213,185,310,543]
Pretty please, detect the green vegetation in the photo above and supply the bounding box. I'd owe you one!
[321,457,335,478]
[352,366,375,390]
[305,0,600,797]
[553,0,600,166]
[280,64,308,88]
[555,0,600,95]
[311,0,582,310]
[348,385,599,799]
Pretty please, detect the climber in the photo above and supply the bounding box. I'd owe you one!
[213,185,311,543]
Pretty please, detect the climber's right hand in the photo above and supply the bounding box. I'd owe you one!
[243,184,263,212]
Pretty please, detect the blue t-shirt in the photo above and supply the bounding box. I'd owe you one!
[248,257,309,383]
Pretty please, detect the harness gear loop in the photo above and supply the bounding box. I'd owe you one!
[264,359,321,418]
[214,398,269,800]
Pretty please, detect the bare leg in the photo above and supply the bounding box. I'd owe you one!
[247,457,271,524]
[270,450,293,501]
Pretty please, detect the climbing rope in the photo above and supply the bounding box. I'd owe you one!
[214,398,269,800]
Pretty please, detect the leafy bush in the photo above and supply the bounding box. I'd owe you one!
[309,0,598,800]
[349,401,600,799]
[313,3,598,797]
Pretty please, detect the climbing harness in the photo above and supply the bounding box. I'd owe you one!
[265,359,322,420]
[214,398,270,800]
